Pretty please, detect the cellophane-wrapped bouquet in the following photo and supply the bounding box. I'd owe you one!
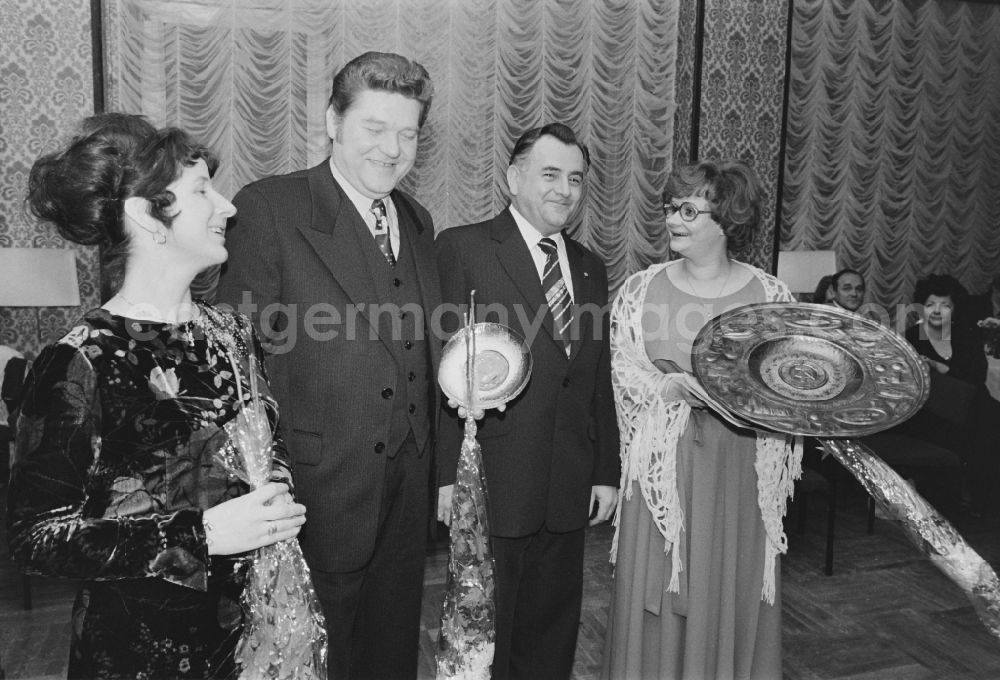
[820,438,1000,639]
[220,356,328,679]
[436,416,496,680]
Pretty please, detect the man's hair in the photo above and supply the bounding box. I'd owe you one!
[508,123,591,168]
[328,51,434,128]
[831,268,864,289]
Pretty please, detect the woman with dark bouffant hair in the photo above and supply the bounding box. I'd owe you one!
[905,273,991,517]
[603,160,799,679]
[28,112,157,297]
[906,274,986,384]
[8,113,312,678]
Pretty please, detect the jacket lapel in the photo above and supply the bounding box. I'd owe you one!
[491,209,566,355]
[492,208,547,304]
[296,163,383,336]
[565,236,595,362]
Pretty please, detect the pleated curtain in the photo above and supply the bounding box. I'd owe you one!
[103,0,681,293]
[782,0,1000,309]
[103,0,1000,306]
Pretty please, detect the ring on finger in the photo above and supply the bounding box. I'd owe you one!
[268,522,278,536]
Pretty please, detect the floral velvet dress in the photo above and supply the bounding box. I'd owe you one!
[7,302,291,680]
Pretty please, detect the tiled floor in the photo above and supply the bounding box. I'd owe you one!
[3,474,1000,679]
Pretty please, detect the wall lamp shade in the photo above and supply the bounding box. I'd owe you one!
[776,250,838,294]
[0,248,81,307]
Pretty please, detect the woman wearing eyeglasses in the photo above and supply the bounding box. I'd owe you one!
[602,160,799,679]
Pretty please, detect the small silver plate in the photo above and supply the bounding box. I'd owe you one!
[438,322,532,410]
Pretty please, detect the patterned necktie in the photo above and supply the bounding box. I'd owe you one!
[370,199,396,268]
[539,237,573,356]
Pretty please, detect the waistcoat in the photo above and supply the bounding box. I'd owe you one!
[357,201,432,457]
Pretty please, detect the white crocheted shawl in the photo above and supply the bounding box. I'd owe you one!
[610,260,802,604]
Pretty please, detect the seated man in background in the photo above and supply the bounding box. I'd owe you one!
[829,268,865,312]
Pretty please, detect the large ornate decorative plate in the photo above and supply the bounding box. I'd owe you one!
[439,322,532,410]
[691,303,930,437]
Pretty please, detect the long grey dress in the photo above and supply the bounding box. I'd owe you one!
[602,272,781,680]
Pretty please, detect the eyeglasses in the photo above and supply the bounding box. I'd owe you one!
[663,201,712,222]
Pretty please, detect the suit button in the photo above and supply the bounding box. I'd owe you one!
[404,340,413,349]
[408,371,416,382]
[382,387,394,399]
[563,378,570,387]
[393,278,402,287]
[374,442,385,453]
[408,403,416,414]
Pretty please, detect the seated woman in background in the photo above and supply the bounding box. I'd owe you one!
[7,113,307,678]
[906,274,986,384]
[905,273,991,516]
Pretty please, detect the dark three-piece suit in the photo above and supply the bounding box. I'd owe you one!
[217,161,442,679]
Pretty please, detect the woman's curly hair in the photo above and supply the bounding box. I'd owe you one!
[27,113,217,293]
[664,159,763,256]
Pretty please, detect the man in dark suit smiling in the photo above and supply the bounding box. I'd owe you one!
[217,52,440,680]
[435,123,620,680]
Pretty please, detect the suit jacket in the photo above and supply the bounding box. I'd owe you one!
[216,161,442,571]
[435,209,620,538]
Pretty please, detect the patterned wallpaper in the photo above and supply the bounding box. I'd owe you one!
[672,0,791,272]
[0,0,97,358]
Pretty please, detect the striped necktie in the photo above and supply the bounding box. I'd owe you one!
[370,199,396,268]
[538,237,572,356]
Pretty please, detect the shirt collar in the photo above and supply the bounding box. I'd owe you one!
[328,157,391,222]
[510,205,565,252]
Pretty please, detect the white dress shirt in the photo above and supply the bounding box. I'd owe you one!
[329,158,401,256]
[510,206,575,301]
